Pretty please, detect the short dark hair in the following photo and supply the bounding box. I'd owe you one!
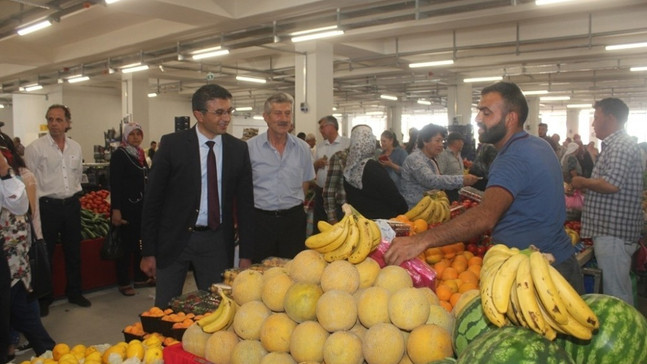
[446,132,464,144]
[538,123,548,128]
[417,124,447,149]
[481,82,529,125]
[318,115,339,131]
[297,132,306,140]
[594,98,629,124]
[380,130,400,148]
[46,104,71,121]
[192,84,232,111]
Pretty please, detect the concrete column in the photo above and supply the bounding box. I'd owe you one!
[294,41,334,139]
[526,97,540,135]
[566,109,580,140]
[447,83,472,125]
[388,104,403,141]
[121,72,150,136]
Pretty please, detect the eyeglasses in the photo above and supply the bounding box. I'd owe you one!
[202,108,235,116]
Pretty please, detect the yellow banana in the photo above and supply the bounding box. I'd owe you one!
[315,217,351,253]
[367,219,382,248]
[404,196,432,220]
[481,253,510,275]
[553,311,593,340]
[305,215,348,250]
[200,291,237,333]
[547,264,599,329]
[427,200,443,224]
[508,278,527,328]
[479,258,508,327]
[317,220,334,232]
[348,217,373,264]
[516,256,550,337]
[536,296,567,335]
[482,244,513,264]
[415,199,435,222]
[440,201,451,222]
[197,289,229,327]
[324,217,359,262]
[529,251,569,325]
[491,252,525,314]
[506,293,520,326]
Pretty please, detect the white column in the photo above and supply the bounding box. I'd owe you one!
[121,72,150,135]
[566,109,580,140]
[388,104,403,141]
[294,41,334,139]
[526,97,540,134]
[447,83,472,125]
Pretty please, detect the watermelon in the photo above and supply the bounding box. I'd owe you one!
[457,326,575,364]
[427,358,457,364]
[452,295,497,356]
[556,293,647,364]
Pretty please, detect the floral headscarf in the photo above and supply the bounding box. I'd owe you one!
[343,125,376,190]
[121,122,146,166]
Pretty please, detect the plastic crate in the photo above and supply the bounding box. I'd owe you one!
[582,267,602,294]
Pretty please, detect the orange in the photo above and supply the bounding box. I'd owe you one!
[413,219,428,233]
[440,267,458,281]
[426,253,443,265]
[440,245,455,256]
[450,292,462,308]
[426,247,442,256]
[433,260,449,278]
[453,242,465,252]
[462,250,475,261]
[459,281,478,293]
[451,256,468,273]
[443,279,458,293]
[458,270,479,285]
[435,284,452,301]
[468,264,481,277]
[439,300,453,312]
[468,256,483,266]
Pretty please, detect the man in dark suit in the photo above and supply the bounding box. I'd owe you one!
[140,84,255,308]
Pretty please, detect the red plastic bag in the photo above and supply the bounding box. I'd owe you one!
[564,189,584,210]
[369,241,437,291]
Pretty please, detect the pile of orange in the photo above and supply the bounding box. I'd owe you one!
[391,215,428,235]
[423,242,483,312]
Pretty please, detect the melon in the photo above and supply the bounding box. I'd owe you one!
[357,286,391,328]
[259,352,297,364]
[289,321,329,363]
[426,304,454,333]
[262,266,288,284]
[374,265,413,294]
[181,323,211,357]
[388,287,430,331]
[259,313,297,353]
[556,293,647,364]
[362,323,406,364]
[456,326,574,363]
[323,331,364,364]
[418,286,440,306]
[355,257,381,288]
[232,269,264,305]
[231,340,267,364]
[204,330,239,364]
[320,260,360,293]
[406,324,453,364]
[452,295,496,356]
[283,282,323,323]
[288,249,327,284]
[233,300,272,340]
[261,271,293,312]
[316,290,358,332]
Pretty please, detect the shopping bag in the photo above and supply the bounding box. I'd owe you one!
[564,189,584,210]
[100,225,124,260]
[29,236,53,299]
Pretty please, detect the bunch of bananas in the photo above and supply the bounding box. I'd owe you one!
[564,227,580,245]
[196,288,238,333]
[479,244,599,340]
[404,191,450,224]
[306,204,381,263]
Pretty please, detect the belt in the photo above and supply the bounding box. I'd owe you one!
[255,204,302,217]
[40,195,79,205]
[190,225,212,232]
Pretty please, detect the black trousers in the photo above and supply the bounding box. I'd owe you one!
[251,206,306,263]
[0,248,10,364]
[115,202,147,286]
[39,196,83,300]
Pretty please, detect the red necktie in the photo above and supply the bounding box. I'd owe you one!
[206,141,220,230]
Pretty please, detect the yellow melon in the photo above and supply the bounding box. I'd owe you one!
[262,266,288,284]
[233,300,272,340]
[362,323,405,364]
[288,249,327,284]
[418,286,440,306]
[261,271,293,312]
[426,303,454,333]
[231,340,266,364]
[388,287,430,331]
[357,286,391,328]
[350,320,367,340]
[323,331,363,364]
[320,259,360,293]
[232,269,264,305]
[283,282,323,323]
[355,256,381,288]
[259,313,297,353]
[289,321,329,363]
[406,324,453,364]
[204,330,239,364]
[316,290,357,332]
[259,352,297,364]
[398,353,414,364]
[373,265,413,294]
[181,323,211,357]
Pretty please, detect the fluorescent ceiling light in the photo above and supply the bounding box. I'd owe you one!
[535,0,574,5]
[291,30,344,43]
[236,75,266,84]
[605,42,647,51]
[566,104,592,109]
[366,111,384,115]
[235,106,253,111]
[540,96,570,101]
[20,84,43,92]
[147,92,158,98]
[523,90,549,95]
[0,105,4,109]
[332,113,342,118]
[17,19,52,36]
[253,115,264,120]
[67,76,89,84]
[380,94,398,101]
[105,0,121,4]
[192,49,229,60]
[463,76,503,83]
[417,100,432,105]
[630,66,647,72]
[290,25,338,36]
[121,64,149,73]
[409,60,454,68]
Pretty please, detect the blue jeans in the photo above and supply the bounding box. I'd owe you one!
[593,235,638,306]
[10,282,55,356]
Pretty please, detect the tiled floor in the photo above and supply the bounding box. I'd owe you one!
[8,274,647,363]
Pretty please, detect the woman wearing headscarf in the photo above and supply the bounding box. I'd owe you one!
[343,125,407,219]
[378,130,408,190]
[561,141,582,183]
[399,124,480,209]
[109,123,150,296]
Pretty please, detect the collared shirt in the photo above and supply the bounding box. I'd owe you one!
[323,149,348,222]
[315,134,350,187]
[580,129,644,242]
[195,129,223,227]
[24,133,82,199]
[436,148,463,176]
[247,132,315,210]
[399,149,463,208]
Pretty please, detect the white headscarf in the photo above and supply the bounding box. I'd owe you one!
[561,142,579,165]
[343,125,375,190]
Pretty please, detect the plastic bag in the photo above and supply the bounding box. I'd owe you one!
[100,225,124,260]
[564,189,584,210]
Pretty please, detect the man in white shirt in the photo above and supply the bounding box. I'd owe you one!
[25,104,90,315]
[312,115,350,233]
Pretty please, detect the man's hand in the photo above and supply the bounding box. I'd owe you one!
[384,233,427,266]
[570,176,587,190]
[140,256,157,278]
[314,156,327,170]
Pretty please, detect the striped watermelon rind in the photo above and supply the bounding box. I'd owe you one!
[452,295,497,356]
[556,293,647,364]
[427,358,457,364]
[457,326,575,364]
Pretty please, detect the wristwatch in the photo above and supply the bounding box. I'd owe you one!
[1,168,13,180]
